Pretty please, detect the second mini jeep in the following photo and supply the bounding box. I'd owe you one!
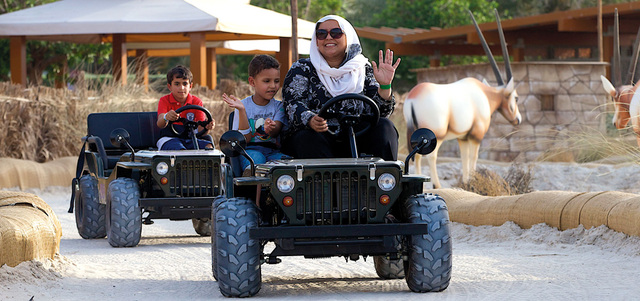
[212,94,452,297]
[70,105,229,247]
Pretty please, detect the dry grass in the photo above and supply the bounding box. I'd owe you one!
[536,126,640,164]
[454,162,534,196]
[0,79,252,162]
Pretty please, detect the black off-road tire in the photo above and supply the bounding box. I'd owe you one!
[211,196,227,281]
[374,256,405,279]
[192,218,212,236]
[107,178,142,247]
[75,175,106,239]
[402,193,452,292]
[215,197,261,297]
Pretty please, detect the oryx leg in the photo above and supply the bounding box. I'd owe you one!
[414,154,422,174]
[458,139,471,184]
[458,139,480,184]
[468,139,481,178]
[425,141,443,189]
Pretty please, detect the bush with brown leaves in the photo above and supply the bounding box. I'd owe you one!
[454,162,534,196]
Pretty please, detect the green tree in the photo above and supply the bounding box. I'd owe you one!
[251,0,344,22]
[495,0,634,18]
[346,0,498,92]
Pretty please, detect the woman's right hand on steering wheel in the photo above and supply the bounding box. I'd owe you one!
[308,114,328,133]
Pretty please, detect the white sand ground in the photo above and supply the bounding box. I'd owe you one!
[2,159,640,300]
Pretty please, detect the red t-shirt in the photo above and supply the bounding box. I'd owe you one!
[157,93,206,124]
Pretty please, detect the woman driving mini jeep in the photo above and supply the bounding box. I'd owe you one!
[281,15,401,161]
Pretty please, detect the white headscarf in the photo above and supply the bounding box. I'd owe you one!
[310,15,369,97]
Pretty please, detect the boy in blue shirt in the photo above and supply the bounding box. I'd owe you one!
[222,55,286,173]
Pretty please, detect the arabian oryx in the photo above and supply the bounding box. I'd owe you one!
[403,9,522,189]
[600,8,640,146]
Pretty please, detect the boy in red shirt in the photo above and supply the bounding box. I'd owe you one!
[156,65,215,150]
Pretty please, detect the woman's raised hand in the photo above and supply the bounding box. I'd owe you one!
[371,49,401,86]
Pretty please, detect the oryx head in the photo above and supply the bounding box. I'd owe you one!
[470,9,522,125]
[601,8,640,129]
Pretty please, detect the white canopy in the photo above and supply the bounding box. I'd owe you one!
[1,0,316,88]
[0,0,315,42]
[127,39,312,55]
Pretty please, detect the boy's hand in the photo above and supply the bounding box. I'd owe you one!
[264,118,276,135]
[205,119,215,130]
[165,110,179,121]
[222,93,245,111]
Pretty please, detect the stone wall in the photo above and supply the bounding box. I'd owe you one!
[411,62,609,162]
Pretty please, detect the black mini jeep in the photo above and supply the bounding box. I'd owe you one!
[212,94,452,297]
[69,105,229,247]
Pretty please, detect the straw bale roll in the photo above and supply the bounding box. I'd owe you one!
[0,191,62,267]
[0,157,76,190]
[513,191,583,229]
[578,191,638,230]
[608,196,640,237]
[431,189,640,237]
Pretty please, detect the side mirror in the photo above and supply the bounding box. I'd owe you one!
[110,128,135,161]
[110,128,131,148]
[219,130,255,176]
[410,128,437,155]
[219,130,247,158]
[404,128,437,175]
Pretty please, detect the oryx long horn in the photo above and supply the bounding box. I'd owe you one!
[469,10,504,86]
[626,26,640,85]
[494,9,512,82]
[614,8,622,87]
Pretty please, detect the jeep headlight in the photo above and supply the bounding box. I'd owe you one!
[156,162,169,175]
[277,175,295,193]
[377,173,396,191]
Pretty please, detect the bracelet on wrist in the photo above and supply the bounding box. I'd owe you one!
[379,83,392,90]
[163,114,168,122]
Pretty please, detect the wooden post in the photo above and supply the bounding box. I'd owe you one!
[135,49,149,92]
[207,47,217,90]
[291,0,299,61]
[190,32,207,88]
[112,34,128,85]
[277,37,293,84]
[429,50,441,67]
[598,0,603,62]
[604,34,613,81]
[54,60,68,89]
[9,36,27,86]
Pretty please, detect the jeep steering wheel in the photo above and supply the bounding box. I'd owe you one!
[317,93,380,138]
[170,105,213,139]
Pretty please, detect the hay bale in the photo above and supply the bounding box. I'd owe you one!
[0,191,62,267]
[427,188,509,226]
[579,191,638,230]
[0,157,76,190]
[433,188,640,238]
[513,191,583,229]
[559,191,605,230]
[608,196,640,237]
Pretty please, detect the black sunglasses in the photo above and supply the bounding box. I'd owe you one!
[316,28,344,40]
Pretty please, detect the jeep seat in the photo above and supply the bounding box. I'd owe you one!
[86,112,161,170]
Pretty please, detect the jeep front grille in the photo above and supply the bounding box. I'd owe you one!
[295,171,377,225]
[168,159,220,197]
